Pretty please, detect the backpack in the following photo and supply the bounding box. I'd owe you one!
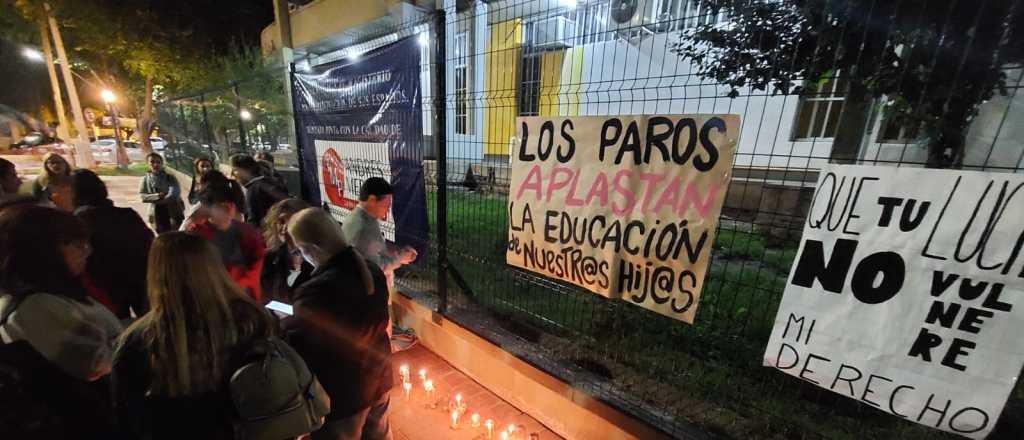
[229,336,330,440]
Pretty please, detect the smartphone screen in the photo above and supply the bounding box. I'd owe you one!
[265,300,293,316]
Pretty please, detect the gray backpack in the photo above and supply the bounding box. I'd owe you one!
[229,336,330,440]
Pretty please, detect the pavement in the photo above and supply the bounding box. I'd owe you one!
[390,345,561,440]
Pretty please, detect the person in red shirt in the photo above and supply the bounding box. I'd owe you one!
[186,184,265,302]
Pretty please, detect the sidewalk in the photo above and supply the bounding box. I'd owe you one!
[390,345,561,440]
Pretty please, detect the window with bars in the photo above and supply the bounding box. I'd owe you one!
[518,52,543,117]
[454,32,470,135]
[793,75,847,140]
[574,1,612,45]
[655,0,728,32]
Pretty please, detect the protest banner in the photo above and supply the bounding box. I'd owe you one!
[506,114,739,323]
[763,164,1024,439]
[291,36,428,255]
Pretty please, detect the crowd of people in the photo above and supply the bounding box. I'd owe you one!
[0,151,417,440]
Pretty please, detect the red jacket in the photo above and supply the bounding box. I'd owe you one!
[188,220,266,303]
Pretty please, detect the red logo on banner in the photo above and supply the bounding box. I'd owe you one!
[321,148,357,209]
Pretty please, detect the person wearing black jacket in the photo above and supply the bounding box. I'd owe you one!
[286,208,392,440]
[230,154,288,227]
[260,198,314,304]
[71,169,154,319]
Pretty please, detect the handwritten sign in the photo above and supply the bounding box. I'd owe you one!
[506,115,738,323]
[763,165,1024,439]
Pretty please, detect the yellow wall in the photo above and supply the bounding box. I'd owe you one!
[538,50,564,116]
[261,0,403,54]
[483,19,522,157]
[563,46,585,117]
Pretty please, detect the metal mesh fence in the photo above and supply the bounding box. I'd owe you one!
[159,1,1024,438]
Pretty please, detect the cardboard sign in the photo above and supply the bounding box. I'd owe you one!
[506,115,738,323]
[763,164,1024,439]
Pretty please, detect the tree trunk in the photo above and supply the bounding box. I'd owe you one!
[137,76,155,155]
[828,80,873,164]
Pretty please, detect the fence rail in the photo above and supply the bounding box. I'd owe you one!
[159,1,1024,438]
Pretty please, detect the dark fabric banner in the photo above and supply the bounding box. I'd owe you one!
[291,36,428,256]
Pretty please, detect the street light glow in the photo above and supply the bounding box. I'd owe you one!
[101,90,116,103]
[417,33,429,47]
[239,109,253,120]
[22,47,44,62]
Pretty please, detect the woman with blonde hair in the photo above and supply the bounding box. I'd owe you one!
[260,198,312,303]
[112,232,273,439]
[32,152,71,200]
[285,208,392,440]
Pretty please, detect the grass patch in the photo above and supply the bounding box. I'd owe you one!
[416,190,1019,439]
[93,162,149,176]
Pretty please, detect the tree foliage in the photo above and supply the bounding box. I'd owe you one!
[673,0,1024,168]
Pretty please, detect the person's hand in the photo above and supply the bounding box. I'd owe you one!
[399,247,417,264]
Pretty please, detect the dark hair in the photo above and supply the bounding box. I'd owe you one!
[70,169,108,208]
[358,177,393,201]
[193,156,214,174]
[0,205,89,300]
[199,170,246,208]
[200,181,240,207]
[0,158,14,177]
[147,152,164,163]
[229,154,259,175]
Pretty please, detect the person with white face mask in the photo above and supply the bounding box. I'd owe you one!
[285,208,393,440]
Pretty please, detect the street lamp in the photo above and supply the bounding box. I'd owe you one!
[239,109,253,121]
[22,47,44,63]
[101,89,127,167]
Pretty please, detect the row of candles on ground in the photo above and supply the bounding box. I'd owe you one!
[400,364,540,439]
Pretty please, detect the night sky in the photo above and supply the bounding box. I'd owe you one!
[0,0,276,130]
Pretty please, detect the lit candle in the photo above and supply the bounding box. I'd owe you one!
[455,393,464,412]
[399,365,410,382]
[471,413,480,428]
[508,425,515,436]
[402,381,412,400]
[419,368,427,382]
[450,409,460,429]
[485,419,494,438]
[500,432,509,440]
[424,379,435,405]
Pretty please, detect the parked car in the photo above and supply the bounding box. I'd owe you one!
[122,141,148,162]
[90,138,116,163]
[150,137,166,150]
[8,132,73,155]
